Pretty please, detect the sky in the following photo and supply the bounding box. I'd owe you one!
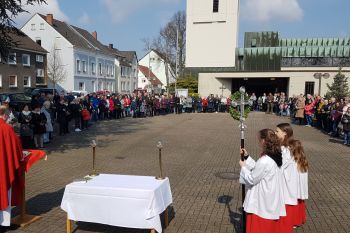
[13,0,350,58]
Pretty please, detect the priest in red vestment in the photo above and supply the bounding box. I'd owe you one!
[0,106,24,226]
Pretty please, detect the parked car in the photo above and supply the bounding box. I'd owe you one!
[0,93,32,112]
[70,90,88,98]
[31,88,60,97]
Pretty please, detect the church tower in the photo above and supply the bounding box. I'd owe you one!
[186,0,239,69]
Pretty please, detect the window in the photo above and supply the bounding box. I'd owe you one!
[36,55,44,62]
[0,75,2,87]
[92,81,96,92]
[22,54,30,66]
[111,66,114,76]
[31,24,36,30]
[76,60,81,72]
[23,76,31,87]
[9,75,17,87]
[305,82,315,96]
[40,23,44,30]
[37,69,44,77]
[8,53,16,65]
[82,61,86,73]
[36,39,41,46]
[106,65,109,76]
[91,63,95,74]
[98,81,102,90]
[99,63,102,75]
[78,82,85,91]
[213,0,219,12]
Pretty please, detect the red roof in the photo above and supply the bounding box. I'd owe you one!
[138,65,163,86]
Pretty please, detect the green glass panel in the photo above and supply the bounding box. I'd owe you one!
[319,46,325,57]
[318,38,323,46]
[331,46,337,57]
[282,47,288,57]
[287,39,292,47]
[339,38,344,46]
[322,38,328,46]
[288,47,294,57]
[334,38,339,46]
[325,47,331,57]
[312,47,319,57]
[269,47,275,59]
[292,39,297,46]
[293,47,300,56]
[328,38,334,46]
[296,39,302,46]
[302,39,308,46]
[337,46,344,57]
[312,38,318,46]
[239,48,245,56]
[346,38,350,46]
[344,47,350,57]
[299,47,306,57]
[306,47,312,57]
[275,47,282,56]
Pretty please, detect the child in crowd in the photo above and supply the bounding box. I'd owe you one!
[81,107,91,130]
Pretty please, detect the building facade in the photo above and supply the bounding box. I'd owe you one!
[139,50,176,89]
[186,1,350,97]
[118,51,138,94]
[138,65,163,93]
[21,13,116,93]
[0,30,47,93]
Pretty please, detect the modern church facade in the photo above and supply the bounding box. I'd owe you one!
[186,0,350,97]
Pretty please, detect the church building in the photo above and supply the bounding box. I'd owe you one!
[186,0,350,97]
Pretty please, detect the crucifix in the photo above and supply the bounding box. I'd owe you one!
[219,84,226,97]
[231,86,252,233]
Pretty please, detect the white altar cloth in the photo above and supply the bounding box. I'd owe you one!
[61,174,172,233]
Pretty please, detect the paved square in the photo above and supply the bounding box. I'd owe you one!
[2,112,350,233]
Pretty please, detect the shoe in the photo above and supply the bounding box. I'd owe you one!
[75,128,82,132]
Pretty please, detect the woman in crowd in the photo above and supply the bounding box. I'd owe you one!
[304,98,317,127]
[295,95,305,125]
[41,101,53,144]
[18,104,33,149]
[57,99,69,136]
[239,129,288,233]
[31,105,47,149]
[341,106,350,145]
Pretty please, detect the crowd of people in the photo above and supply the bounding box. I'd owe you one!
[0,91,233,150]
[240,123,308,233]
[248,92,350,146]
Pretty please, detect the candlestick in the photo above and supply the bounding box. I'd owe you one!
[89,140,99,176]
[156,141,164,180]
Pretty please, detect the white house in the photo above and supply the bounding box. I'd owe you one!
[21,13,116,93]
[117,51,138,94]
[138,65,163,93]
[139,50,176,89]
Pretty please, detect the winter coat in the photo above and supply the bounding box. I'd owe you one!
[31,112,47,135]
[341,113,350,132]
[295,98,305,118]
[41,108,53,132]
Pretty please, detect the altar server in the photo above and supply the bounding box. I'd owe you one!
[0,106,24,226]
[239,129,287,233]
[290,139,308,227]
[275,123,299,230]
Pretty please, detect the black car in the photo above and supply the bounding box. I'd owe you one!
[0,93,32,112]
[31,88,60,97]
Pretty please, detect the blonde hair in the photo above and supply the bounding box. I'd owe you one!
[0,105,9,117]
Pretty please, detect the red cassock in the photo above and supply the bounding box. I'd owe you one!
[247,214,293,233]
[0,119,24,211]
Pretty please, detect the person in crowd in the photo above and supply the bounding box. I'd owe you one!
[341,107,350,145]
[41,101,53,144]
[266,93,274,114]
[31,105,47,149]
[304,97,317,127]
[57,99,69,136]
[202,96,208,113]
[239,129,288,233]
[250,93,257,111]
[330,102,343,137]
[18,104,33,149]
[81,106,91,130]
[197,96,202,113]
[294,95,305,125]
[70,98,82,132]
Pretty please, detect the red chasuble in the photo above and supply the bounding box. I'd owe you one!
[0,118,24,211]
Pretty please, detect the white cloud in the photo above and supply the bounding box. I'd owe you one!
[14,0,69,27]
[242,0,303,23]
[101,0,180,24]
[78,12,90,25]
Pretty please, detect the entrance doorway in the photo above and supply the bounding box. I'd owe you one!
[231,78,289,97]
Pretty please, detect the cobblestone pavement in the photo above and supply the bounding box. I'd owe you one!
[1,112,350,233]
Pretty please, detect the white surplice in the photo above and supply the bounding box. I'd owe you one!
[240,155,286,220]
[297,172,308,200]
[281,146,298,205]
[0,189,11,226]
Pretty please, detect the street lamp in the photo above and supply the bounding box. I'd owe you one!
[314,73,330,96]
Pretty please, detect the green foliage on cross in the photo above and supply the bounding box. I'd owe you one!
[229,91,251,121]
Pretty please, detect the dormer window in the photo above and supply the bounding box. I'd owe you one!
[213,0,219,13]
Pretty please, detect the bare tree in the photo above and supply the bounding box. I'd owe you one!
[143,11,186,93]
[0,0,46,60]
[48,45,67,94]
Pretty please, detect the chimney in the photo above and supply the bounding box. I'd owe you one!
[109,44,113,49]
[92,31,97,40]
[46,14,53,26]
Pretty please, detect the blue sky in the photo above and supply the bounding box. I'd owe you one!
[15,0,350,58]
